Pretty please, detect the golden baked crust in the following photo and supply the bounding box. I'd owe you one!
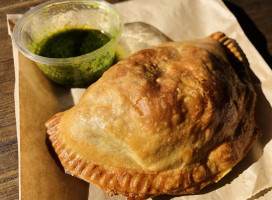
[46,32,261,199]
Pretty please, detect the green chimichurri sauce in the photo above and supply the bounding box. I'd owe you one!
[36,28,110,58]
[31,28,116,87]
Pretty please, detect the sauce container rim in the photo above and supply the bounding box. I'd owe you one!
[12,0,123,65]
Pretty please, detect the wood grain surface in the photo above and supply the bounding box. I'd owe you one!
[0,0,271,200]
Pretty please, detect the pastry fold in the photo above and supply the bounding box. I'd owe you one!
[46,32,260,199]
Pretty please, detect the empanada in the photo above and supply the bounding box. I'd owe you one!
[46,32,261,199]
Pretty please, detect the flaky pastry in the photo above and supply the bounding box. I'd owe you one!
[46,32,261,199]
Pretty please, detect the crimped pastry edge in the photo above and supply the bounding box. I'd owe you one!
[209,32,244,62]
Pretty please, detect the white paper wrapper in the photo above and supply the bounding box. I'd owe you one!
[8,0,272,199]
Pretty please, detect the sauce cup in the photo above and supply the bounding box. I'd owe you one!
[12,0,123,87]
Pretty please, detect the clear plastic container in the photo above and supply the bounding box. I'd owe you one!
[12,0,123,87]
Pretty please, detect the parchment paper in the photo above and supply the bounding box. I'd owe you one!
[8,0,272,199]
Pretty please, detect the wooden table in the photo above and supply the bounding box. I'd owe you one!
[0,0,271,199]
